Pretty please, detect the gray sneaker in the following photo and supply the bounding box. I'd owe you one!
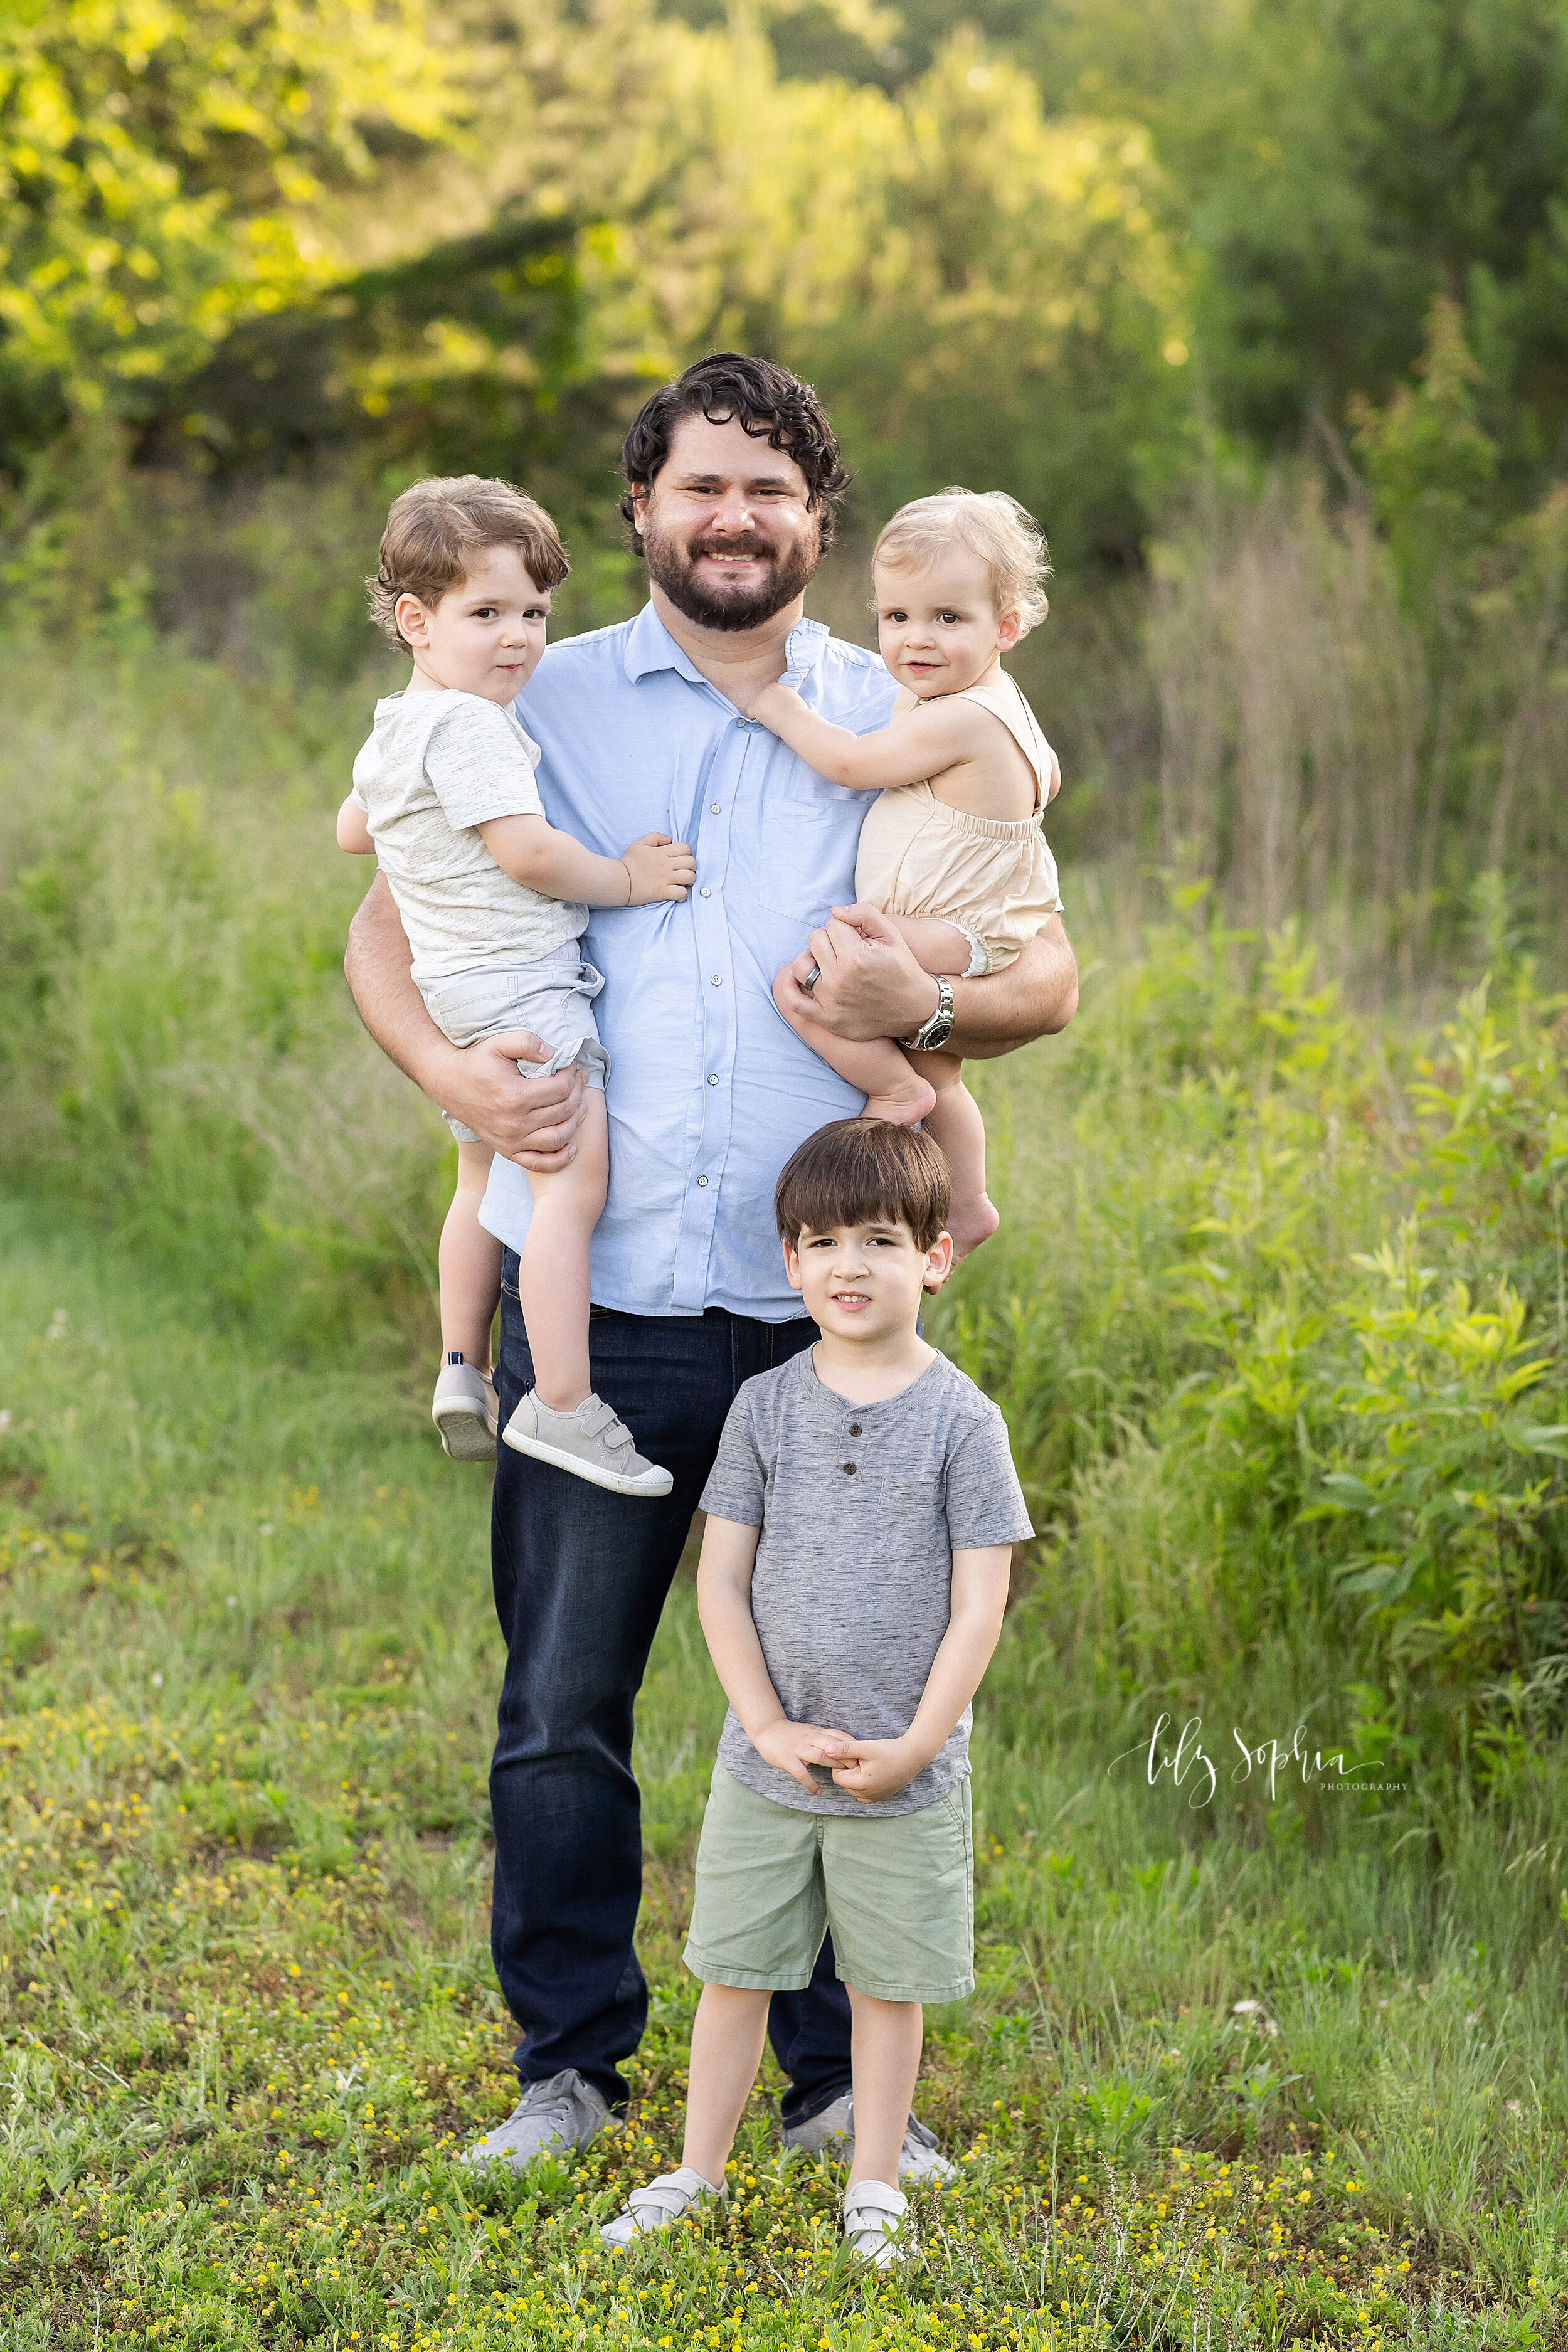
[781,2092,957,2185]
[501,1391,674,1498]
[458,2068,610,2173]
[432,1358,499,1461]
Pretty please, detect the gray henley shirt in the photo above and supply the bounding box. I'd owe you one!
[699,1346,1033,1817]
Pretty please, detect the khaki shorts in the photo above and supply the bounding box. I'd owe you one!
[418,951,610,1145]
[683,1762,974,2005]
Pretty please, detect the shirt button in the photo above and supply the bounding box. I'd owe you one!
[707,1074,718,1086]
[849,1423,862,1436]
[710,800,722,812]
[697,1175,709,1187]
[709,973,722,986]
[700,886,711,898]
[843,1462,857,1475]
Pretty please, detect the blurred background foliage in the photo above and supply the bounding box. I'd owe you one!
[6,0,1568,967]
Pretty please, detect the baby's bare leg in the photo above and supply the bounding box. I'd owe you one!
[884,913,978,977]
[917,1049,1000,1260]
[772,968,935,1124]
[516,1088,609,1410]
[440,1139,502,1368]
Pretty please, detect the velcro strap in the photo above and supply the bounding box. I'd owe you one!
[578,1397,629,1444]
[844,2182,906,2226]
[625,2169,719,2227]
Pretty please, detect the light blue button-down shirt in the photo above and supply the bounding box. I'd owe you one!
[478,603,899,1320]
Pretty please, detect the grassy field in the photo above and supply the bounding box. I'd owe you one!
[5,645,1568,2348]
[3,1184,1567,2352]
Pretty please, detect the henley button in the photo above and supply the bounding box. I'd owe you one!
[849,1423,862,1436]
[697,1175,709,1187]
[843,1462,857,1475]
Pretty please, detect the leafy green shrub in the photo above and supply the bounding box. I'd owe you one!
[943,910,1568,1766]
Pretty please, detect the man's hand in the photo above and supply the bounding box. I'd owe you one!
[344,873,590,1171]
[620,832,697,904]
[829,1735,925,1804]
[776,903,937,1042]
[751,1717,856,1794]
[776,903,1079,1059]
[443,1031,589,1171]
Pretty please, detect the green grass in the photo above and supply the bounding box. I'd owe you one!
[3,1195,1568,2352]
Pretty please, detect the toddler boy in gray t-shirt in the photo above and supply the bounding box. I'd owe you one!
[602,1118,1031,2270]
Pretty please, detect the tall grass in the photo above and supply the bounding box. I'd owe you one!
[0,641,446,1353]
[6,635,1568,1762]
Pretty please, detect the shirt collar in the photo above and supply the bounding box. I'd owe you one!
[622,602,834,691]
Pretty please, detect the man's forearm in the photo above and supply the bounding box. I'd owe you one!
[343,871,453,1098]
[950,913,1079,1059]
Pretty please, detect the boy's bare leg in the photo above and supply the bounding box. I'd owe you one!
[516,1089,610,1410]
[440,1139,502,1367]
[680,1983,773,2186]
[845,1986,924,2191]
[771,970,935,1122]
[918,1051,1000,1259]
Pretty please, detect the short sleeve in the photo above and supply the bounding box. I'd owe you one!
[943,1408,1033,1549]
[699,1391,768,1528]
[425,698,546,831]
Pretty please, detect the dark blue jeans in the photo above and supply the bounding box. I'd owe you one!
[490,1262,852,2116]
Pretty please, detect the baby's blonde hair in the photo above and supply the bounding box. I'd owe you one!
[873,488,1051,637]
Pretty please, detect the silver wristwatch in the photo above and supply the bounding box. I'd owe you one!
[903,975,955,1052]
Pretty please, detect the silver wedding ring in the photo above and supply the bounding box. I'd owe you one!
[800,963,821,994]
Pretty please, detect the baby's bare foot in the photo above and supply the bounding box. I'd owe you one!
[862,1074,937,1126]
[947,1194,1000,1261]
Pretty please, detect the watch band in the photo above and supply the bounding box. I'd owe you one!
[902,975,955,1052]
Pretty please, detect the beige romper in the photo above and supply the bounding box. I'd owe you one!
[852,670,1061,975]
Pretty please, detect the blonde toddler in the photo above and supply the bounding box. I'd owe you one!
[746,489,1061,1259]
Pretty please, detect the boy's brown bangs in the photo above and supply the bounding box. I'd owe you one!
[775,1118,952,1252]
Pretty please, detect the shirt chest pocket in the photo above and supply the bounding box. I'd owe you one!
[879,1476,945,1515]
[757,778,867,923]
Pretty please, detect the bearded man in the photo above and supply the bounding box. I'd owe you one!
[344,353,1078,2175]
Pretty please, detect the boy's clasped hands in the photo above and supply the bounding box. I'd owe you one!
[750,1715,928,1806]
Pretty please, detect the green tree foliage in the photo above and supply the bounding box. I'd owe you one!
[0,0,451,463]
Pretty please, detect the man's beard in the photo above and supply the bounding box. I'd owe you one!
[640,517,820,632]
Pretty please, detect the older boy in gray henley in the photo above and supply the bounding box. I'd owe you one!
[701,1348,1032,1821]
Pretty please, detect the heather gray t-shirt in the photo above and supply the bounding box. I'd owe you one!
[699,1347,1032,1818]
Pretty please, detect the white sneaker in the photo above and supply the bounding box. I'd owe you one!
[431,1357,498,1461]
[458,2068,610,2173]
[600,2165,726,2246]
[842,2178,909,2268]
[781,2093,957,2185]
[501,1391,674,1498]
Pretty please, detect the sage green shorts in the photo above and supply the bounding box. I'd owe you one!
[683,1763,975,2005]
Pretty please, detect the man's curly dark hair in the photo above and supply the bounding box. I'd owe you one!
[618,352,850,553]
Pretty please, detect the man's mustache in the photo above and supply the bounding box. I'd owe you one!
[686,536,777,563]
